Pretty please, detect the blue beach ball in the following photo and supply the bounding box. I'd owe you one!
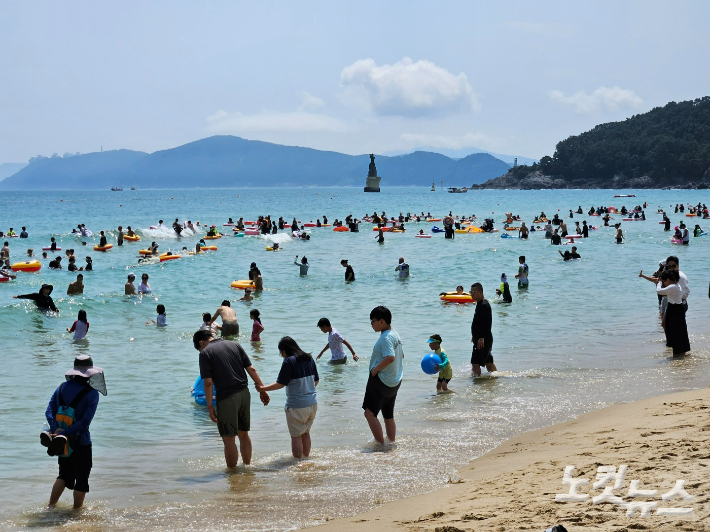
[421,353,442,375]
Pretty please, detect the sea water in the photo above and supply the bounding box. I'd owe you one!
[1,188,709,531]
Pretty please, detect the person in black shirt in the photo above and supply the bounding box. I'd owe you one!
[193,331,270,468]
[49,257,62,269]
[14,284,58,311]
[341,259,355,282]
[470,282,497,376]
[582,220,589,238]
[550,229,561,245]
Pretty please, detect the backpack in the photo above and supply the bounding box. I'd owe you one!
[55,383,92,457]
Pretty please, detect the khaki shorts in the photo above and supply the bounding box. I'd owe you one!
[216,388,250,436]
[285,404,317,437]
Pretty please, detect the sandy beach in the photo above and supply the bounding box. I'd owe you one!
[305,387,710,532]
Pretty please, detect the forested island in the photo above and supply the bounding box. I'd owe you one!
[478,96,710,189]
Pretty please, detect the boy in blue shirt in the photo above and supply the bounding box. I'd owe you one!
[363,306,404,444]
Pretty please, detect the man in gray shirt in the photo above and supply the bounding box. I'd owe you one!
[193,331,270,468]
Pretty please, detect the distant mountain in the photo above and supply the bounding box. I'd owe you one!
[479,96,710,189]
[384,146,537,166]
[0,136,510,190]
[0,162,27,181]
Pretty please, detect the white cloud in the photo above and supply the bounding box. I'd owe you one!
[549,86,644,114]
[400,132,493,150]
[297,91,325,112]
[206,109,347,134]
[339,57,479,117]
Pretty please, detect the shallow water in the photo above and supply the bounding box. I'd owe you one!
[1,188,709,531]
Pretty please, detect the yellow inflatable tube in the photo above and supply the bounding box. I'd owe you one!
[440,292,473,303]
[231,280,256,290]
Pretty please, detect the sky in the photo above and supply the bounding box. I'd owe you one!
[1,0,708,163]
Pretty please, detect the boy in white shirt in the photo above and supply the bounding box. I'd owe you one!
[316,318,358,364]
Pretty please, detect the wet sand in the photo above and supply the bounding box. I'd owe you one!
[304,387,710,532]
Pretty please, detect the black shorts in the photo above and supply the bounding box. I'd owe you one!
[57,443,92,492]
[437,378,451,383]
[362,374,401,419]
[471,337,494,366]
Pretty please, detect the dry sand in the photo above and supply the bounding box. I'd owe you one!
[304,387,710,532]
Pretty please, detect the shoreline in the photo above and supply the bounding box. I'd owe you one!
[303,386,709,532]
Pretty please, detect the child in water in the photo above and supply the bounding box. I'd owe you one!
[427,334,451,392]
[67,309,89,339]
[496,274,513,303]
[239,287,253,302]
[250,309,264,342]
[147,304,167,326]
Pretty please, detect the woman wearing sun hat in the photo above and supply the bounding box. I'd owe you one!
[44,355,106,509]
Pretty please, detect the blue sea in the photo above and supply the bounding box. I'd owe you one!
[1,187,709,531]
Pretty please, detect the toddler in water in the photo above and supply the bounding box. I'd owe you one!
[67,309,89,339]
[147,304,167,326]
[427,334,452,392]
[250,309,264,342]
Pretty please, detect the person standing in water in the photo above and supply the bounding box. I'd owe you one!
[495,274,512,303]
[44,355,106,510]
[210,300,240,337]
[470,282,497,377]
[341,259,355,282]
[514,256,529,288]
[363,306,404,444]
[193,330,270,468]
[294,256,309,276]
[615,224,624,244]
[395,257,409,278]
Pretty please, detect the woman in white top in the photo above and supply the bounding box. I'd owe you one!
[138,273,151,294]
[641,269,690,355]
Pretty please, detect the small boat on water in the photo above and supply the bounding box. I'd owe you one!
[131,186,137,190]
[111,187,123,191]
[431,182,436,191]
[614,194,636,197]
[447,187,468,193]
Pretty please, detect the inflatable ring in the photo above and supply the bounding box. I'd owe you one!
[415,234,431,238]
[201,246,217,251]
[321,224,331,227]
[468,226,485,233]
[333,227,349,232]
[123,235,140,241]
[0,276,9,282]
[454,229,469,234]
[42,246,61,251]
[159,253,181,262]
[203,235,222,239]
[231,280,255,290]
[139,249,157,255]
[191,376,217,406]
[685,214,697,217]
[372,227,392,232]
[94,244,113,251]
[440,292,473,303]
[265,246,280,251]
[425,218,442,222]
[505,227,520,231]
[244,229,259,236]
[11,260,41,273]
